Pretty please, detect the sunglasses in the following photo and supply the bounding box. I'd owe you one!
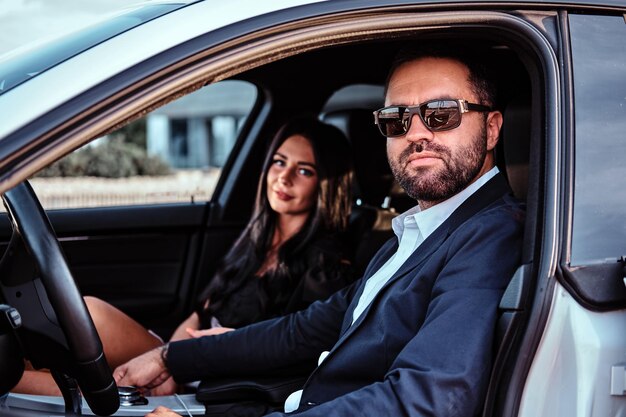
[373,99,492,137]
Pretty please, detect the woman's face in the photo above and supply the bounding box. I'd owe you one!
[266,134,319,219]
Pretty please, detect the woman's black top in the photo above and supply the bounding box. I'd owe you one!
[196,234,353,329]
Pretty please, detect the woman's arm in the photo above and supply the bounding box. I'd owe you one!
[186,327,234,338]
[169,312,201,342]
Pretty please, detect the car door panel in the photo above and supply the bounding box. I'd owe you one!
[0,202,245,337]
[63,233,194,313]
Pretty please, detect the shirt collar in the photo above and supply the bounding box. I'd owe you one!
[392,166,500,241]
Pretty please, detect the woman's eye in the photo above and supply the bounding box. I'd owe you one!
[298,168,315,177]
[272,158,285,167]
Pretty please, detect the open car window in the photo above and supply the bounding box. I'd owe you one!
[28,80,257,210]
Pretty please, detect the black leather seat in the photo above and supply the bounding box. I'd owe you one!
[498,93,531,201]
[323,109,397,277]
[323,108,394,208]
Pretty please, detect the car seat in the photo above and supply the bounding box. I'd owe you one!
[323,108,398,278]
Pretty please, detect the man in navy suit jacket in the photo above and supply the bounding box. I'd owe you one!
[116,45,525,417]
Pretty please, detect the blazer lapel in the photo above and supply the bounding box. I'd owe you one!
[336,173,512,342]
[378,173,512,288]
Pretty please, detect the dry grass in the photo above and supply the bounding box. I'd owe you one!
[26,169,221,210]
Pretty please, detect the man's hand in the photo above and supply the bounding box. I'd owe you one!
[114,345,171,393]
[149,376,178,396]
[145,406,182,417]
[185,327,234,338]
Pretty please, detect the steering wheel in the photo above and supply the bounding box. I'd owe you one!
[0,182,119,416]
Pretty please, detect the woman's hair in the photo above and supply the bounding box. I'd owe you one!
[199,117,353,322]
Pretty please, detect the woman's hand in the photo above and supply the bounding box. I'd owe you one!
[185,327,234,338]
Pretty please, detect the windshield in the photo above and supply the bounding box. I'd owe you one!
[0,3,190,97]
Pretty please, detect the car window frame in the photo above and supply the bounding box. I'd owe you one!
[557,11,626,312]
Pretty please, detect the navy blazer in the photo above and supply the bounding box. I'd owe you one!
[168,173,525,417]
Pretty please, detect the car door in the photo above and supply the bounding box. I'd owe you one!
[514,11,626,417]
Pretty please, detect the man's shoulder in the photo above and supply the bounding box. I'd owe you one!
[457,191,526,237]
[484,192,526,219]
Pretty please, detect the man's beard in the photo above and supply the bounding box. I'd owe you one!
[388,125,488,204]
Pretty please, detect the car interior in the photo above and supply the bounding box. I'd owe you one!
[191,37,542,416]
[0,17,547,416]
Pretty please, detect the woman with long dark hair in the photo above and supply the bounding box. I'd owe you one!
[14,117,354,395]
[194,117,354,331]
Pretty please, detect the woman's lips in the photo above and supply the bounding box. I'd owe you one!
[274,190,294,201]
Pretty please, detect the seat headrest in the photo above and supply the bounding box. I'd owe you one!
[323,109,393,207]
[500,94,531,201]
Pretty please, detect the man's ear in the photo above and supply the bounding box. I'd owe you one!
[486,111,503,151]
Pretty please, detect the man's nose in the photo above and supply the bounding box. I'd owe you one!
[404,114,434,143]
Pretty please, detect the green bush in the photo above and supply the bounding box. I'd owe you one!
[37,139,171,178]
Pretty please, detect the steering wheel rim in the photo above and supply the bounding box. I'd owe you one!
[2,181,119,415]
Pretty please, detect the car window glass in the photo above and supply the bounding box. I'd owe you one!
[569,14,626,265]
[0,4,185,97]
[29,80,257,210]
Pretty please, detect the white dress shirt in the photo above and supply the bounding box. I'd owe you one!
[284,167,499,413]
